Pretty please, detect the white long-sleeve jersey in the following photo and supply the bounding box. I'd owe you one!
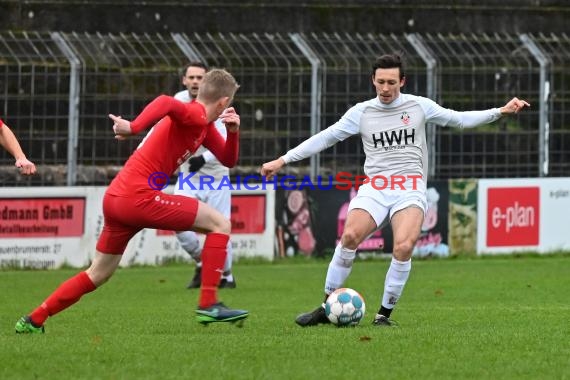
[174,90,229,179]
[282,93,502,181]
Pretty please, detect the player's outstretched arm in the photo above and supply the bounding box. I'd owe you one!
[427,96,531,129]
[499,97,531,115]
[121,95,188,136]
[260,157,286,180]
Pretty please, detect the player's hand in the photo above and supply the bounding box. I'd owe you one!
[15,157,37,175]
[188,155,206,172]
[500,97,530,115]
[220,107,240,133]
[260,157,286,180]
[109,114,132,140]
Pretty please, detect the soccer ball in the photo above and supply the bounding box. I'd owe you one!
[325,288,365,326]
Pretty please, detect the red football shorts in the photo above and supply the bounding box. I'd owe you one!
[96,190,199,254]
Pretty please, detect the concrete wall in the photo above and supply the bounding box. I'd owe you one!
[1,0,569,34]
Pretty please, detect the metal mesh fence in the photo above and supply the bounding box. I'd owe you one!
[179,32,313,176]
[297,32,428,176]
[421,32,541,178]
[64,32,186,184]
[0,31,71,186]
[1,31,569,186]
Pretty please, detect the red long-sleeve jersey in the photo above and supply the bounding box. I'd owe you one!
[107,95,239,196]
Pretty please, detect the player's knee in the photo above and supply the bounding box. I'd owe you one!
[212,217,231,235]
[340,229,361,250]
[221,218,231,234]
[393,239,415,257]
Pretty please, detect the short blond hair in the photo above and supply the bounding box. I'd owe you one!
[197,68,240,103]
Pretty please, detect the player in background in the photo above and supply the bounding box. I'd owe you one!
[174,62,236,289]
[0,118,36,175]
[15,69,247,334]
[261,53,530,327]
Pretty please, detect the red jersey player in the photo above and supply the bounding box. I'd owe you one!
[15,69,248,333]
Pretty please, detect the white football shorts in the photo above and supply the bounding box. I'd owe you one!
[347,178,427,227]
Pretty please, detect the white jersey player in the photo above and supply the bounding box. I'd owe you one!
[174,62,236,289]
[261,53,530,326]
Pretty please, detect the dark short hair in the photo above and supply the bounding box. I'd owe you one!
[372,54,405,80]
[181,61,208,76]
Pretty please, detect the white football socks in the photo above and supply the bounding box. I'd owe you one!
[324,244,356,294]
[381,257,411,310]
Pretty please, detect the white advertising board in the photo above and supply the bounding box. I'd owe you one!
[477,178,570,254]
[0,187,105,269]
[0,186,275,269]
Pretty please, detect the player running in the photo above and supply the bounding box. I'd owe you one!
[15,69,247,333]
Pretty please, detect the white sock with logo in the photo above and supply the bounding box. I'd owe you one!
[381,257,411,310]
[324,244,356,295]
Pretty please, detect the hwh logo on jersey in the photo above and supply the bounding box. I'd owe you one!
[371,128,415,149]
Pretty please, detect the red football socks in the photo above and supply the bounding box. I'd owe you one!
[29,271,96,326]
[199,233,229,308]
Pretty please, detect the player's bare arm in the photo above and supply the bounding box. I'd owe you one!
[0,122,37,175]
[500,97,530,115]
[15,157,36,175]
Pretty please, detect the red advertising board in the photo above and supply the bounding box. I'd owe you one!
[486,187,539,247]
[0,198,86,237]
[157,194,266,235]
[231,195,266,234]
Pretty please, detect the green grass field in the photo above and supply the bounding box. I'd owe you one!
[1,255,569,380]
